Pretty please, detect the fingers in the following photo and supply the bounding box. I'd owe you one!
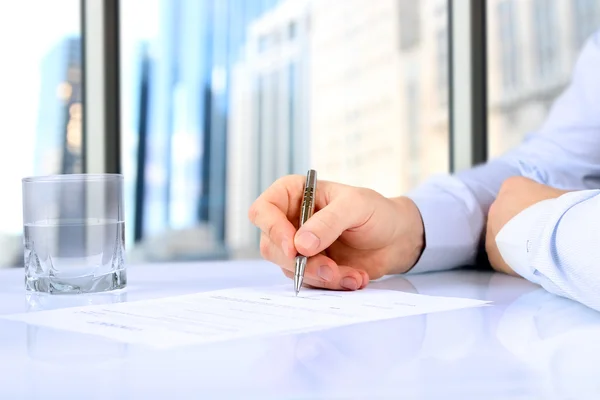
[250,175,340,259]
[251,175,372,291]
[282,264,369,291]
[249,175,309,259]
[294,193,375,257]
[261,233,368,291]
[260,233,295,270]
[253,202,297,259]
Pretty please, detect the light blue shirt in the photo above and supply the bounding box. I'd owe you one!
[405,30,600,311]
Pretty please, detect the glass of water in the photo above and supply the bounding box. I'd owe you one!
[22,174,126,294]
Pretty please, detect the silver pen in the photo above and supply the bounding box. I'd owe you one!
[294,169,317,296]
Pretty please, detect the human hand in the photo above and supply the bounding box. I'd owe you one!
[248,175,425,291]
[485,177,568,276]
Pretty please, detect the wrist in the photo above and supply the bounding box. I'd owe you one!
[388,196,425,274]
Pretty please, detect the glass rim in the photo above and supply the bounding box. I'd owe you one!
[22,173,124,183]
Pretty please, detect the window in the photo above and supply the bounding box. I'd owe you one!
[288,22,297,40]
[497,0,519,91]
[120,0,449,262]
[487,0,600,158]
[398,0,421,50]
[0,0,82,268]
[406,81,421,187]
[533,0,558,79]
[573,0,600,48]
[436,26,448,105]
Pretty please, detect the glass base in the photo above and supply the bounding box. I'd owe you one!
[25,269,127,294]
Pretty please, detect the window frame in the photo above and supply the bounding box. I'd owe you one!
[80,0,121,174]
[448,0,488,172]
[81,0,491,236]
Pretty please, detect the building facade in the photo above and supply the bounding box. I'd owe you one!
[226,0,310,254]
[487,0,600,158]
[309,0,449,197]
[35,37,82,176]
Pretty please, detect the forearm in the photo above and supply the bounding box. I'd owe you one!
[407,137,600,274]
[405,161,515,273]
[405,151,549,274]
[406,31,600,274]
[496,190,600,311]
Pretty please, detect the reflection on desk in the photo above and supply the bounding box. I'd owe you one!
[498,288,600,398]
[0,261,599,399]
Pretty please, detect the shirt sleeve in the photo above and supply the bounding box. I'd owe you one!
[405,30,600,274]
[495,190,600,311]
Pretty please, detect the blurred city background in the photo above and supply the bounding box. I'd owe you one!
[0,0,598,267]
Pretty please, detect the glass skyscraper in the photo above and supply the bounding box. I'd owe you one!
[125,0,283,259]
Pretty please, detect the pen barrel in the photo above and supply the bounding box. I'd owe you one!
[300,190,315,225]
[305,169,317,189]
[300,170,317,226]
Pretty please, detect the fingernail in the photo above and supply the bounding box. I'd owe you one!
[296,232,320,252]
[317,265,333,281]
[340,277,358,290]
[282,238,291,258]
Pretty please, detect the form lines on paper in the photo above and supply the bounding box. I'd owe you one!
[1,286,488,349]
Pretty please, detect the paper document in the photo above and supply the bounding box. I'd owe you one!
[3,285,488,349]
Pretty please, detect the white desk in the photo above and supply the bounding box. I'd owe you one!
[1,260,599,399]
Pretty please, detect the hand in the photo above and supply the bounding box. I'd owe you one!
[485,177,568,276]
[248,175,425,291]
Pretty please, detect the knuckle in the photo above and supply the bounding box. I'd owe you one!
[273,175,290,185]
[354,187,374,204]
[358,188,381,212]
[248,202,259,223]
[259,238,271,258]
[352,187,377,219]
[265,221,277,242]
[315,209,339,232]
[274,174,302,189]
[358,187,377,198]
[248,202,277,242]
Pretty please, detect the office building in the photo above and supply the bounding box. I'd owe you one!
[487,0,600,157]
[226,0,310,254]
[309,0,449,197]
[398,0,449,189]
[125,0,283,260]
[35,37,82,176]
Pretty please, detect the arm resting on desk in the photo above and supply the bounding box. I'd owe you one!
[495,190,600,311]
[406,31,600,274]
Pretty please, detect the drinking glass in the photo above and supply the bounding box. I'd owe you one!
[22,174,126,294]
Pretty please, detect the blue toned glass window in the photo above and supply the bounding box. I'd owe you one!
[121,0,451,263]
[120,0,291,261]
[0,0,82,268]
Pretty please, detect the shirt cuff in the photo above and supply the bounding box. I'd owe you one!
[494,198,556,283]
[405,175,485,274]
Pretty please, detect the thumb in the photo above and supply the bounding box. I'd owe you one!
[294,196,370,256]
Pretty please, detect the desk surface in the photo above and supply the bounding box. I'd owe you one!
[1,260,599,399]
